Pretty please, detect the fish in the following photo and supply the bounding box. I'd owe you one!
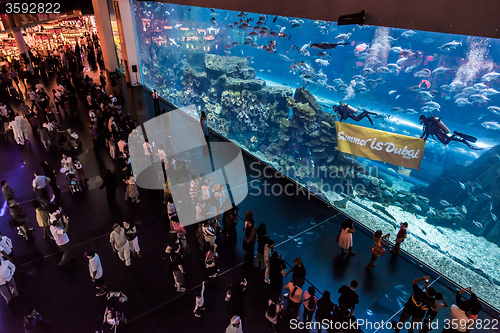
[455,98,472,106]
[310,42,349,50]
[372,204,397,223]
[333,197,349,209]
[414,69,431,77]
[445,207,462,216]
[481,121,500,130]
[168,38,180,47]
[315,59,329,66]
[273,15,278,23]
[278,54,293,62]
[470,94,490,103]
[473,82,487,90]
[473,220,483,228]
[427,207,436,216]
[440,200,451,207]
[388,90,397,95]
[397,168,411,177]
[334,33,351,40]
[461,205,467,214]
[237,11,246,18]
[394,202,402,207]
[481,88,500,96]
[173,23,183,29]
[458,181,466,190]
[401,30,416,38]
[418,91,434,101]
[412,204,422,211]
[481,72,500,82]
[382,190,393,197]
[387,168,396,173]
[439,40,462,51]
[432,67,451,75]
[492,213,497,222]
[404,108,418,115]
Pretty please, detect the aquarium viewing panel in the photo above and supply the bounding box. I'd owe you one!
[131,1,500,310]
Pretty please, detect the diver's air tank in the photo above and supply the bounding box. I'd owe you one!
[435,117,451,134]
[345,104,358,113]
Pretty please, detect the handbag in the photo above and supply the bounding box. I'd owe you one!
[371,245,386,256]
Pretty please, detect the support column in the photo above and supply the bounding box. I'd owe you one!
[115,0,141,86]
[91,0,119,72]
[12,28,34,74]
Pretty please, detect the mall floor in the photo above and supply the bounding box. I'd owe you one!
[0,68,497,333]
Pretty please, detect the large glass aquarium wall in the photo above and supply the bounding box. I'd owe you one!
[132,1,500,309]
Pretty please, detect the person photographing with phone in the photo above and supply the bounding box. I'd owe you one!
[366,230,390,270]
[392,276,436,333]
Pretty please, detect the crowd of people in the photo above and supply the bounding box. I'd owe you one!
[0,25,488,333]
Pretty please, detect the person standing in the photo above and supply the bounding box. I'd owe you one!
[169,243,186,292]
[225,316,243,333]
[49,206,72,267]
[269,251,286,297]
[123,221,141,259]
[41,161,60,196]
[8,199,33,240]
[338,219,356,255]
[392,276,436,333]
[303,287,318,323]
[52,89,64,114]
[424,292,448,329]
[391,222,408,256]
[85,250,106,296]
[193,281,206,317]
[242,218,257,258]
[0,232,13,260]
[265,295,283,333]
[124,174,140,203]
[32,200,52,240]
[254,223,269,270]
[152,89,160,115]
[109,223,131,267]
[1,180,15,202]
[200,111,209,144]
[0,259,18,305]
[366,230,390,270]
[315,291,334,333]
[99,170,119,203]
[32,171,51,204]
[9,118,25,145]
[285,257,306,288]
[27,88,37,111]
[338,280,359,312]
[263,239,274,284]
[284,280,303,320]
[99,71,106,89]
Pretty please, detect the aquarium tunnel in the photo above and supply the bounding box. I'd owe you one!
[130,1,500,311]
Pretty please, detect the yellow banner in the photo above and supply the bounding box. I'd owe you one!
[335,122,425,171]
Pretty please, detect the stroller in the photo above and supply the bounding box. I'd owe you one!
[97,291,128,333]
[65,171,82,194]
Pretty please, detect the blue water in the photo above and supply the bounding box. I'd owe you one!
[131,1,500,309]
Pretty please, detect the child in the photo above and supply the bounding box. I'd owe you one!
[391,222,408,256]
[425,292,448,329]
[193,281,205,317]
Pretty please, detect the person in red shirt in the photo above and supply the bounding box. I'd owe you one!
[391,222,408,256]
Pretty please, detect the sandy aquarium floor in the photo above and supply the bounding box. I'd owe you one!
[323,190,500,310]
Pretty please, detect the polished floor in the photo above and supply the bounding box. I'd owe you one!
[0,69,498,333]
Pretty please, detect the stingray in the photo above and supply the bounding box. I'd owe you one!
[310,42,349,50]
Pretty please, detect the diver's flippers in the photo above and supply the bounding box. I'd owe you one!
[463,140,483,150]
[454,132,477,143]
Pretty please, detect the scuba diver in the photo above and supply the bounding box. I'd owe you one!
[419,115,482,150]
[334,102,377,125]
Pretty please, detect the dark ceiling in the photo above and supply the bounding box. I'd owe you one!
[150,0,500,39]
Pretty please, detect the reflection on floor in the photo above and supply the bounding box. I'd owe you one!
[0,69,497,333]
